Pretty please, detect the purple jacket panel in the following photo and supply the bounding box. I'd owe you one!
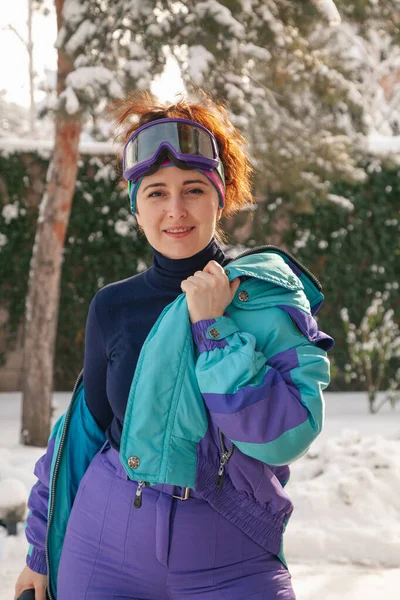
[277,304,335,351]
[202,347,308,445]
[196,423,293,555]
[25,436,56,575]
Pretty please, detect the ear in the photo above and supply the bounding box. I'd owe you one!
[135,210,141,226]
[217,207,223,222]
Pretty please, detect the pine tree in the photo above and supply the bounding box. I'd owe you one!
[168,1,367,210]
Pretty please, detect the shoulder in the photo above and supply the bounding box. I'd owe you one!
[91,270,149,315]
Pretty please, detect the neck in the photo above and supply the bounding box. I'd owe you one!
[148,238,227,291]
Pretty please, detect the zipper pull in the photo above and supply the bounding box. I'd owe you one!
[134,481,146,508]
[216,453,229,488]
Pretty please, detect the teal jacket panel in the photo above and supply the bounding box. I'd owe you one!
[46,382,105,599]
[119,250,333,486]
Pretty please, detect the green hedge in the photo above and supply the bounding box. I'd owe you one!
[258,166,400,390]
[0,151,399,390]
[0,152,151,388]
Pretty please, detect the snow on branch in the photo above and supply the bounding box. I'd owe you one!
[312,0,341,26]
[0,137,115,156]
[326,194,354,211]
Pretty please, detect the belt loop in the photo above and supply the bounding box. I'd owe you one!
[172,487,191,501]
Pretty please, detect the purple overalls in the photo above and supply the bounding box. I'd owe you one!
[57,443,295,599]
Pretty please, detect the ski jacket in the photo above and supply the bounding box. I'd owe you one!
[25,247,334,599]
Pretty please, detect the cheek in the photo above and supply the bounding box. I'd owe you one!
[135,201,156,227]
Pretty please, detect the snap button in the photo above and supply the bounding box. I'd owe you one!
[208,327,220,339]
[238,290,249,302]
[128,456,140,469]
[224,269,230,276]
[199,334,204,341]
[288,279,295,286]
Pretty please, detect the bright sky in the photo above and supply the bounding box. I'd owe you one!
[0,0,185,107]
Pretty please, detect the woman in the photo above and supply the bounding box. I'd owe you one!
[15,92,334,600]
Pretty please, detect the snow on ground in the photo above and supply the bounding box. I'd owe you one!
[0,391,399,599]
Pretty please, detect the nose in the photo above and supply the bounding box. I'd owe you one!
[165,194,188,219]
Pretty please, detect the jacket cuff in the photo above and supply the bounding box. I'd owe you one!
[26,546,47,575]
[191,315,240,353]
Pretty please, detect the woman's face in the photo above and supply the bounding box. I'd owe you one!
[135,166,223,259]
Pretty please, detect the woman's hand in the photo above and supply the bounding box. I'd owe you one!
[181,260,240,324]
[14,565,47,600]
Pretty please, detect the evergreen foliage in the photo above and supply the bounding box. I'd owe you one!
[341,291,400,413]
[0,150,398,392]
[0,151,151,388]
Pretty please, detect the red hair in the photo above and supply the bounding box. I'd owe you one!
[110,90,255,241]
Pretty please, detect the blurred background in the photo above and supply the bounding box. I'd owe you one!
[0,1,399,598]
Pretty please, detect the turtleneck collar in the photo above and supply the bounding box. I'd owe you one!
[147,238,228,292]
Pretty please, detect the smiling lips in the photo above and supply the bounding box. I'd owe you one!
[164,227,195,238]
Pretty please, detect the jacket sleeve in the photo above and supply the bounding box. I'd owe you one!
[191,306,334,466]
[25,436,57,575]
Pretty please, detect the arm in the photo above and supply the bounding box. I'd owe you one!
[83,294,114,431]
[24,437,57,575]
[192,306,334,466]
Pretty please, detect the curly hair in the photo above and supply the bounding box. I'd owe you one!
[110,89,255,243]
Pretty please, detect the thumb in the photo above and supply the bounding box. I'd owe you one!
[229,277,241,297]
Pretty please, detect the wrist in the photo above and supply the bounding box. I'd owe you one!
[191,313,224,325]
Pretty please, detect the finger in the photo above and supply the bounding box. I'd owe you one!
[14,584,24,600]
[36,584,47,600]
[203,260,225,276]
[230,277,241,296]
[180,279,196,292]
[191,271,217,283]
[187,274,216,288]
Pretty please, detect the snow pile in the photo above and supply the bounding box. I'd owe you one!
[0,449,38,507]
[367,133,400,155]
[285,429,400,567]
[0,480,26,519]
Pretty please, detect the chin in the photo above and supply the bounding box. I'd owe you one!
[161,238,202,259]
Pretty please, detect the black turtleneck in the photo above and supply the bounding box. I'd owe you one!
[83,238,230,450]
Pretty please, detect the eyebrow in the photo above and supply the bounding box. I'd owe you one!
[142,179,210,193]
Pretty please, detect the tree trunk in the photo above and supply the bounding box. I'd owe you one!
[368,388,376,414]
[27,0,35,136]
[21,0,82,446]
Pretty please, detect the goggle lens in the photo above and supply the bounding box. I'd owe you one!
[124,122,215,171]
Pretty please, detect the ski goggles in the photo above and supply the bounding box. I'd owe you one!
[122,118,226,188]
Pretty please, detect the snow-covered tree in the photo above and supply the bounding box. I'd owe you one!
[167,0,368,212]
[340,290,400,414]
[318,1,400,137]
[22,0,169,446]
[0,94,31,138]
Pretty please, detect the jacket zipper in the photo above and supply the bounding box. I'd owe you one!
[45,368,83,600]
[227,244,322,291]
[216,428,235,487]
[133,480,150,508]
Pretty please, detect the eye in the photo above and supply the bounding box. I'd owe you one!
[186,188,204,195]
[148,191,165,198]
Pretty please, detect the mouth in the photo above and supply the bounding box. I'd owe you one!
[163,227,195,238]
